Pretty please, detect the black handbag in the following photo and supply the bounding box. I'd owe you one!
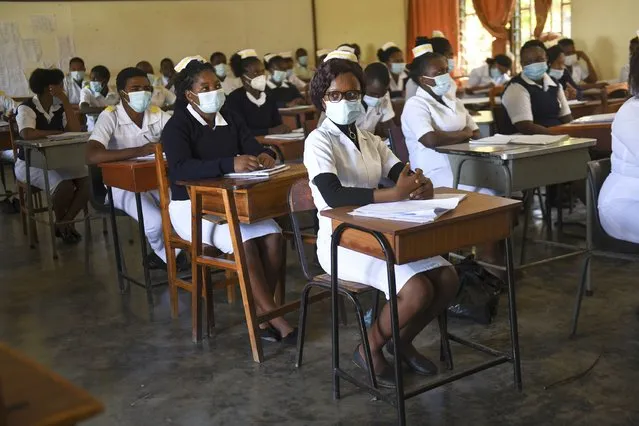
[448,255,503,324]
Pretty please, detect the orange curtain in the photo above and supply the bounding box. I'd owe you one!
[472,0,516,56]
[406,0,459,61]
[534,0,553,38]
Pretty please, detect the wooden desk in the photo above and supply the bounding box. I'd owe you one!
[278,105,316,129]
[0,343,103,426]
[321,190,522,426]
[256,135,304,163]
[0,127,10,151]
[549,122,612,152]
[180,163,309,362]
[570,99,625,119]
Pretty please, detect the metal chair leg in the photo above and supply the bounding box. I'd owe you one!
[520,190,531,265]
[338,297,348,326]
[102,217,108,235]
[371,290,381,322]
[438,313,453,370]
[295,283,314,368]
[345,291,377,389]
[570,254,592,338]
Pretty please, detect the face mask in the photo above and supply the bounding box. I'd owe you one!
[214,64,226,78]
[426,73,453,97]
[564,54,578,67]
[89,81,103,94]
[548,68,564,80]
[490,67,502,80]
[298,56,308,66]
[447,59,455,73]
[193,89,225,114]
[124,90,152,113]
[272,70,287,84]
[248,74,267,92]
[52,96,63,106]
[391,62,406,75]
[324,99,364,125]
[146,74,156,85]
[363,95,380,108]
[523,62,548,81]
[70,71,85,82]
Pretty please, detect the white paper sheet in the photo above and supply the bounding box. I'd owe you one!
[470,134,570,146]
[30,15,57,33]
[224,164,289,178]
[572,113,616,124]
[349,194,466,223]
[22,39,42,62]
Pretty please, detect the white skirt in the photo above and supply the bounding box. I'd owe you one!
[169,199,281,254]
[14,158,87,194]
[598,173,639,244]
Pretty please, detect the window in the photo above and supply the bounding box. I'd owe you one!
[459,0,495,75]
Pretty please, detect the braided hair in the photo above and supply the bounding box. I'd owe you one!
[173,60,215,109]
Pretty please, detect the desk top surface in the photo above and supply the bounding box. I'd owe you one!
[471,110,493,124]
[98,159,157,170]
[256,135,305,145]
[322,189,520,236]
[16,134,89,148]
[278,105,316,115]
[0,343,103,426]
[179,162,307,191]
[435,137,596,160]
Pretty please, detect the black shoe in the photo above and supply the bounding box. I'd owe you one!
[259,325,281,343]
[145,252,167,270]
[352,345,396,389]
[280,327,299,346]
[385,341,438,376]
[56,227,81,245]
[176,251,190,272]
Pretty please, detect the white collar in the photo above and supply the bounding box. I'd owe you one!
[187,103,228,127]
[266,79,289,89]
[32,95,62,119]
[115,102,162,128]
[246,90,267,107]
[415,86,456,110]
[520,73,557,91]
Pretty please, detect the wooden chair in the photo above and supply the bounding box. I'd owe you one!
[488,86,505,108]
[387,127,409,163]
[153,143,237,339]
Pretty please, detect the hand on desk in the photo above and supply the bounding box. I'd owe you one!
[234,155,261,172]
[269,124,291,134]
[257,152,276,168]
[137,142,157,157]
[395,163,434,201]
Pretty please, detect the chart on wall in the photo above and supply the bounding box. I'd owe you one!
[0,14,76,96]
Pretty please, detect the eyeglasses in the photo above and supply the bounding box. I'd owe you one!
[324,90,361,103]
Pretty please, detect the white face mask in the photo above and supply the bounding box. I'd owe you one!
[324,99,364,125]
[70,71,85,82]
[548,68,565,80]
[564,54,578,67]
[363,95,380,108]
[214,64,226,78]
[124,90,152,113]
[248,74,267,92]
[192,89,226,114]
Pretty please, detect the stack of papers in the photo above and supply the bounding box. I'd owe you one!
[349,194,466,224]
[572,113,616,124]
[46,132,89,141]
[279,105,312,112]
[133,153,165,161]
[225,164,289,178]
[461,96,491,105]
[470,134,570,146]
[567,100,587,106]
[264,129,304,141]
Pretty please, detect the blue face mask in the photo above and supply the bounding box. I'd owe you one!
[427,73,453,97]
[298,56,308,66]
[447,58,455,73]
[523,62,548,81]
[548,68,564,80]
[214,64,226,78]
[391,62,406,75]
[272,70,287,84]
[89,81,103,94]
[124,90,152,113]
[489,67,502,80]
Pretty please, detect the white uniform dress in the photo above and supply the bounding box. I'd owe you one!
[598,97,639,244]
[467,63,510,89]
[304,118,450,299]
[14,96,87,193]
[79,87,119,131]
[90,103,172,262]
[401,87,493,194]
[389,70,408,93]
[150,85,176,109]
[0,92,17,161]
[568,62,589,85]
[63,75,85,105]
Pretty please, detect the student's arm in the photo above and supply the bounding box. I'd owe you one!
[557,86,573,124]
[54,87,81,132]
[163,88,177,106]
[408,101,473,148]
[85,111,153,164]
[16,105,63,140]
[286,87,305,107]
[376,119,396,138]
[577,51,598,83]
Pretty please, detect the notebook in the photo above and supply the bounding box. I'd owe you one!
[263,133,305,141]
[279,105,312,112]
[133,153,165,161]
[572,113,616,124]
[349,194,466,224]
[224,164,289,178]
[567,100,587,106]
[470,134,570,146]
[46,132,89,141]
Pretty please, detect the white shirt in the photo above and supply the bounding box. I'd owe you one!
[405,79,418,99]
[358,92,395,132]
[389,70,408,93]
[619,63,630,84]
[16,95,67,133]
[568,62,589,84]
[246,91,267,107]
[150,85,176,108]
[79,87,120,131]
[90,102,171,150]
[501,73,571,124]
[63,75,85,104]
[401,87,477,181]
[220,76,242,95]
[467,63,511,88]
[609,97,639,179]
[287,73,307,90]
[304,118,399,250]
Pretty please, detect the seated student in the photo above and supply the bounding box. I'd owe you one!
[377,42,407,97]
[162,56,296,343]
[619,35,639,84]
[546,45,581,101]
[79,65,119,131]
[466,54,512,95]
[136,61,176,109]
[599,53,639,244]
[557,38,599,85]
[159,58,176,92]
[278,51,307,90]
[210,51,242,95]
[16,68,88,243]
[0,90,18,161]
[63,57,87,105]
[305,50,458,387]
[294,48,314,82]
[357,62,397,136]
[86,67,182,270]
[405,37,456,99]
[226,49,290,136]
[502,41,572,135]
[264,54,305,108]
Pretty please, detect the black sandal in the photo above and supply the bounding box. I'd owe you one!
[259,325,281,343]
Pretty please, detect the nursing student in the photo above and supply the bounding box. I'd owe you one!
[79,65,119,131]
[377,42,407,98]
[502,41,572,135]
[599,52,639,243]
[557,38,599,86]
[294,48,314,82]
[305,50,458,388]
[546,45,581,101]
[279,51,307,90]
[465,54,512,95]
[226,49,290,136]
[405,37,456,99]
[264,53,305,108]
[136,61,176,109]
[162,56,296,343]
[210,52,242,95]
[16,68,88,244]
[619,35,639,84]
[86,67,183,270]
[160,58,176,92]
[63,57,86,105]
[316,48,332,64]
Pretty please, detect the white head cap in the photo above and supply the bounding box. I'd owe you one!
[264,53,277,63]
[323,50,358,63]
[279,51,293,59]
[238,49,258,60]
[337,45,356,54]
[381,42,399,51]
[316,48,332,57]
[412,44,433,59]
[174,55,206,72]
[636,29,639,39]
[432,30,445,38]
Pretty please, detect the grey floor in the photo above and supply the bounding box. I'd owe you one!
[1,196,639,426]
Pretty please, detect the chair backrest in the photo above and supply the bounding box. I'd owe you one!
[87,165,110,212]
[7,117,20,159]
[587,159,639,253]
[287,178,317,281]
[154,143,179,261]
[491,103,516,135]
[388,127,409,163]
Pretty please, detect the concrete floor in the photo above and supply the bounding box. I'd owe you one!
[1,202,639,426]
